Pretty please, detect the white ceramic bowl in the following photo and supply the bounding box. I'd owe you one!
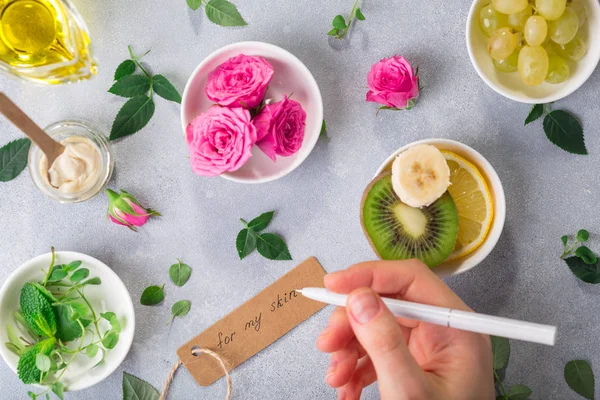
[181,41,323,184]
[0,252,135,391]
[466,0,600,104]
[373,139,506,276]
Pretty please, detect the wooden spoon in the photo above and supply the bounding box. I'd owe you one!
[0,92,65,187]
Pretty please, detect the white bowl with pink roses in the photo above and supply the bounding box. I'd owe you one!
[181,41,323,184]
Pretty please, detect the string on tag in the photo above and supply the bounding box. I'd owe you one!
[160,347,232,400]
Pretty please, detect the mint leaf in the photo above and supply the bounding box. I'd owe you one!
[110,95,155,141]
[332,15,347,30]
[186,0,202,10]
[152,75,182,104]
[169,259,192,287]
[524,104,544,125]
[355,8,365,20]
[108,75,151,98]
[577,229,590,242]
[543,110,587,155]
[248,211,275,232]
[70,268,90,283]
[17,337,56,384]
[256,233,292,260]
[565,257,600,284]
[491,336,510,370]
[54,304,83,342]
[114,60,136,81]
[168,300,191,325]
[140,284,165,305]
[123,372,159,400]
[0,138,31,182]
[102,330,119,349]
[236,228,257,259]
[575,246,597,265]
[508,384,532,399]
[205,0,247,27]
[20,283,57,338]
[565,360,595,400]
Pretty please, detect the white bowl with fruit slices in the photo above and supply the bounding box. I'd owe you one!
[467,0,600,103]
[361,139,506,276]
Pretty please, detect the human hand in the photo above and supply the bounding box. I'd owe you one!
[317,260,494,400]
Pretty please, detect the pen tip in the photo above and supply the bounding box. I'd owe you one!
[295,289,303,293]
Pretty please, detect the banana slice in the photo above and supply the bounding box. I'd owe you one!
[391,144,451,208]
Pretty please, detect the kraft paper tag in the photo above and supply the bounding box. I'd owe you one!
[177,257,327,386]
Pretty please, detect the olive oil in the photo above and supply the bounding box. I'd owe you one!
[0,0,96,84]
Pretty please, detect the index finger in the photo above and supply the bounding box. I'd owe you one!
[324,260,470,311]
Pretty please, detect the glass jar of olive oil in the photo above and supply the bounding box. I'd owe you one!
[0,0,97,84]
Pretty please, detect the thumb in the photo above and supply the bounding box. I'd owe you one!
[346,288,425,397]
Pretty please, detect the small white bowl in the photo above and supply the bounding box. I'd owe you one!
[373,139,506,276]
[466,0,600,104]
[181,41,323,184]
[0,252,135,391]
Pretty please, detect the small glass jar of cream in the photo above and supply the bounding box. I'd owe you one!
[28,120,114,203]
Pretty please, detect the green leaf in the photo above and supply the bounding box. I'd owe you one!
[86,343,99,358]
[355,8,365,20]
[169,259,192,287]
[168,300,191,325]
[0,138,31,182]
[508,384,532,399]
[565,360,595,400]
[319,119,329,140]
[108,75,151,98]
[122,372,160,400]
[6,324,24,353]
[20,283,57,338]
[565,257,600,284]
[102,330,119,349]
[17,337,56,384]
[576,246,598,265]
[70,268,90,283]
[69,301,90,320]
[327,28,339,36]
[236,228,257,259]
[247,211,275,232]
[186,0,202,10]
[561,235,569,246]
[491,336,510,370]
[110,95,155,141]
[51,382,65,400]
[54,304,83,342]
[332,15,347,30]
[81,277,102,286]
[256,233,292,260]
[524,104,544,125]
[152,75,182,104]
[205,0,247,27]
[543,110,587,155]
[101,312,121,333]
[140,284,165,305]
[114,60,136,81]
[577,229,590,242]
[35,353,51,372]
[64,260,82,272]
[48,268,67,282]
[27,391,36,399]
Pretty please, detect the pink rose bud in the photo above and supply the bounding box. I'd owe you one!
[253,96,307,161]
[205,54,274,109]
[366,55,420,111]
[186,106,257,176]
[106,189,160,231]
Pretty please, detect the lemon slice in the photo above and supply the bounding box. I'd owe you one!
[441,151,494,261]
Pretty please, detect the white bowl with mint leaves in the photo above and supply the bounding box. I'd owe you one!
[0,250,135,397]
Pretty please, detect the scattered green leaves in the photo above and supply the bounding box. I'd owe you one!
[525,104,587,155]
[0,138,32,182]
[109,46,181,141]
[187,0,247,27]
[140,284,165,305]
[561,230,600,284]
[168,300,191,325]
[328,0,365,39]
[123,372,160,400]
[564,360,595,400]
[491,336,510,370]
[491,336,533,400]
[236,211,292,261]
[169,259,192,287]
[186,0,202,10]
[319,119,329,141]
[564,257,600,284]
[524,104,544,126]
[506,384,533,400]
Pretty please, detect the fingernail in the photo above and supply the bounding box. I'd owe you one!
[326,358,338,378]
[348,291,381,325]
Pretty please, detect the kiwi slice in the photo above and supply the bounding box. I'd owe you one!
[360,172,459,268]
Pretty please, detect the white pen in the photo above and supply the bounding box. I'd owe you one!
[297,288,556,346]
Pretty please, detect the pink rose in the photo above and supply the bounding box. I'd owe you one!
[186,106,257,177]
[253,96,307,161]
[106,189,160,231]
[205,54,274,109]
[366,56,419,110]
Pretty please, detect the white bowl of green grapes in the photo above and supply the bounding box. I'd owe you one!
[467,0,600,103]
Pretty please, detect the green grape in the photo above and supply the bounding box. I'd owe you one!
[508,5,533,31]
[545,55,570,83]
[479,4,510,37]
[553,33,588,60]
[524,16,548,46]
[569,0,587,27]
[536,0,567,21]
[548,7,579,44]
[488,27,518,60]
[493,41,522,72]
[518,45,549,86]
[492,0,528,14]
